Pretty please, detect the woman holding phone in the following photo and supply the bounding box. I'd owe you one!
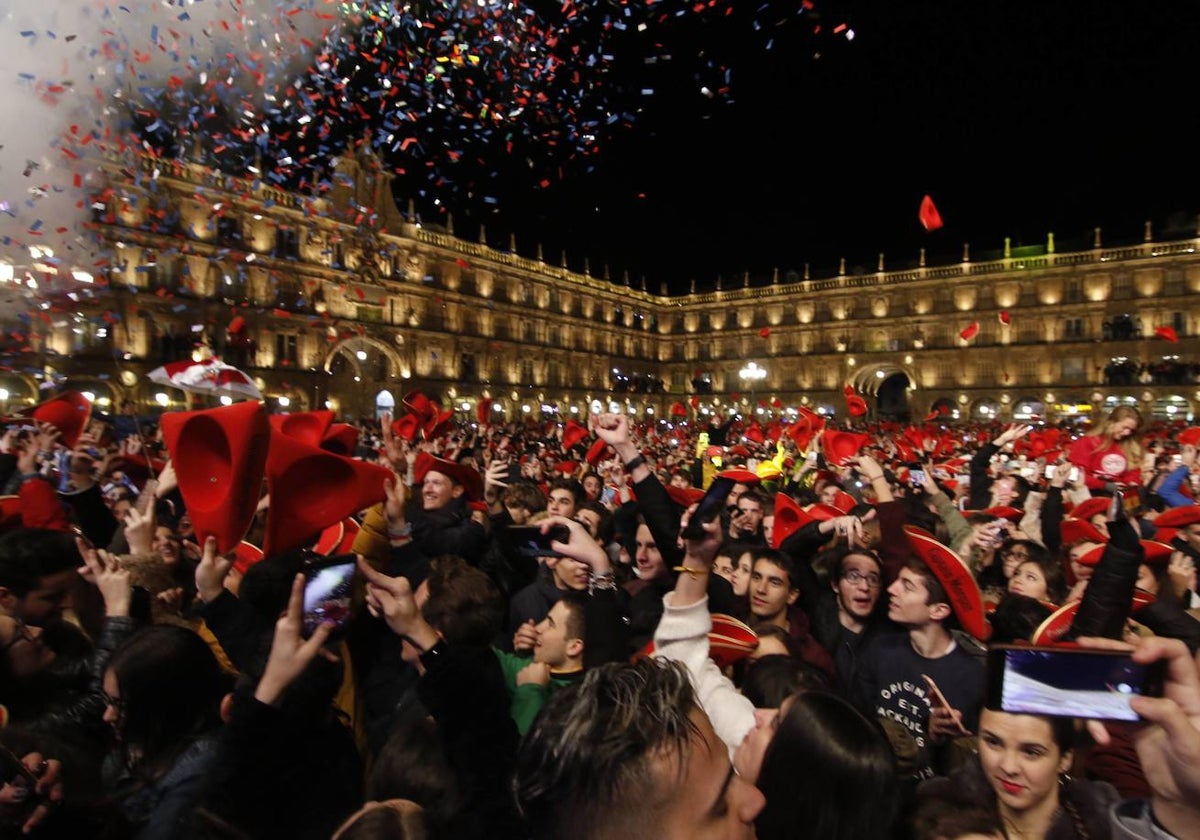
[1067,406,1144,495]
[917,708,1117,839]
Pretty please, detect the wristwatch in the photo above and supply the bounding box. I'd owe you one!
[388,521,413,538]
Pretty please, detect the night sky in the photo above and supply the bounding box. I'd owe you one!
[469,1,1200,294]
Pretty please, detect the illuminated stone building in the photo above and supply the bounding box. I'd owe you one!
[4,144,1198,428]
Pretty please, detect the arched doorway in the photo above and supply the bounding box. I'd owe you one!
[850,363,916,421]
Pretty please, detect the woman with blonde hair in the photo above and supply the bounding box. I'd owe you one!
[1067,406,1143,494]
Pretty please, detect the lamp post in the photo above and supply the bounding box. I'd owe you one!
[739,361,767,416]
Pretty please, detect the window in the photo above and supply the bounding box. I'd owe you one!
[1060,357,1086,383]
[1064,318,1084,339]
[276,334,298,365]
[274,228,300,259]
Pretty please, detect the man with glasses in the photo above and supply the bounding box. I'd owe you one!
[810,546,889,691]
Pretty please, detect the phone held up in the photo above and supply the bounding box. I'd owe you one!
[508,524,571,558]
[986,644,1166,722]
[681,476,736,540]
[301,553,357,641]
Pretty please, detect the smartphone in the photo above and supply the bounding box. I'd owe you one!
[681,476,736,539]
[600,486,617,506]
[1044,464,1057,479]
[986,644,1166,722]
[909,469,926,486]
[302,553,356,640]
[1068,467,1081,483]
[508,524,571,558]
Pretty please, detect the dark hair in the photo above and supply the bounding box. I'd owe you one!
[332,803,428,840]
[514,658,700,840]
[912,799,1004,840]
[1011,555,1068,604]
[577,500,615,544]
[987,593,1054,644]
[755,690,899,840]
[0,528,82,597]
[905,559,948,609]
[421,555,503,647]
[750,547,799,591]
[739,653,833,708]
[556,590,588,644]
[737,488,767,511]
[546,477,586,508]
[501,480,547,514]
[105,625,232,782]
[367,715,460,836]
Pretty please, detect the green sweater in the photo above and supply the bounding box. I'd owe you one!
[493,648,581,735]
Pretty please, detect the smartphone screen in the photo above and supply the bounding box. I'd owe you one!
[986,645,1166,721]
[681,476,736,539]
[302,554,356,640]
[508,524,571,558]
[1044,464,1057,479]
[909,469,926,486]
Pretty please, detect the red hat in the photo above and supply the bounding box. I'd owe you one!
[1031,591,1156,645]
[1153,525,1179,544]
[665,485,705,509]
[959,322,980,342]
[422,409,455,441]
[717,468,759,485]
[772,493,813,548]
[269,410,335,448]
[555,461,579,475]
[918,194,943,231]
[1177,427,1200,448]
[1066,496,1109,522]
[1141,540,1175,567]
[402,390,435,421]
[1071,543,1108,567]
[744,424,765,445]
[728,444,751,458]
[161,401,271,555]
[0,495,22,532]
[708,614,759,668]
[903,525,990,641]
[1154,326,1179,343]
[476,398,494,424]
[321,423,360,457]
[562,420,589,452]
[585,438,610,467]
[28,391,92,449]
[846,394,868,417]
[391,414,421,443]
[637,613,758,669]
[413,451,484,502]
[313,517,361,555]
[115,452,168,489]
[263,432,393,556]
[1154,505,1200,528]
[822,431,870,466]
[670,401,688,418]
[1060,517,1109,546]
[982,506,1024,523]
[232,541,265,576]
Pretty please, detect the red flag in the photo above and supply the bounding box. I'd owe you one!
[959,322,979,342]
[918,194,943,231]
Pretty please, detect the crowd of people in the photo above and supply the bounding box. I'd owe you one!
[1,388,1200,840]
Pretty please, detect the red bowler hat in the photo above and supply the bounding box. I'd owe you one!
[413,451,484,502]
[312,517,361,555]
[27,391,92,449]
[321,423,360,457]
[1154,505,1200,528]
[562,420,589,452]
[263,432,393,557]
[637,613,759,669]
[1066,496,1110,522]
[391,413,421,443]
[232,541,265,576]
[772,493,813,548]
[1031,590,1156,645]
[161,401,271,555]
[585,438,610,466]
[822,431,870,466]
[665,485,705,510]
[903,525,991,642]
[717,468,759,485]
[0,495,22,532]
[268,410,335,448]
[1060,517,1110,547]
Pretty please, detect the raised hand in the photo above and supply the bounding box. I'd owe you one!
[75,537,131,617]
[254,573,339,706]
[194,536,233,604]
[512,619,538,654]
[123,505,156,556]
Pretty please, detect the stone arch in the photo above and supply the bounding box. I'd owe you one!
[321,335,404,379]
[848,362,917,397]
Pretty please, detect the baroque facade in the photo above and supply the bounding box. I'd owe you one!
[4,144,1199,428]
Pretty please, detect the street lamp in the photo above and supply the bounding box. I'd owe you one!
[739,361,767,412]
